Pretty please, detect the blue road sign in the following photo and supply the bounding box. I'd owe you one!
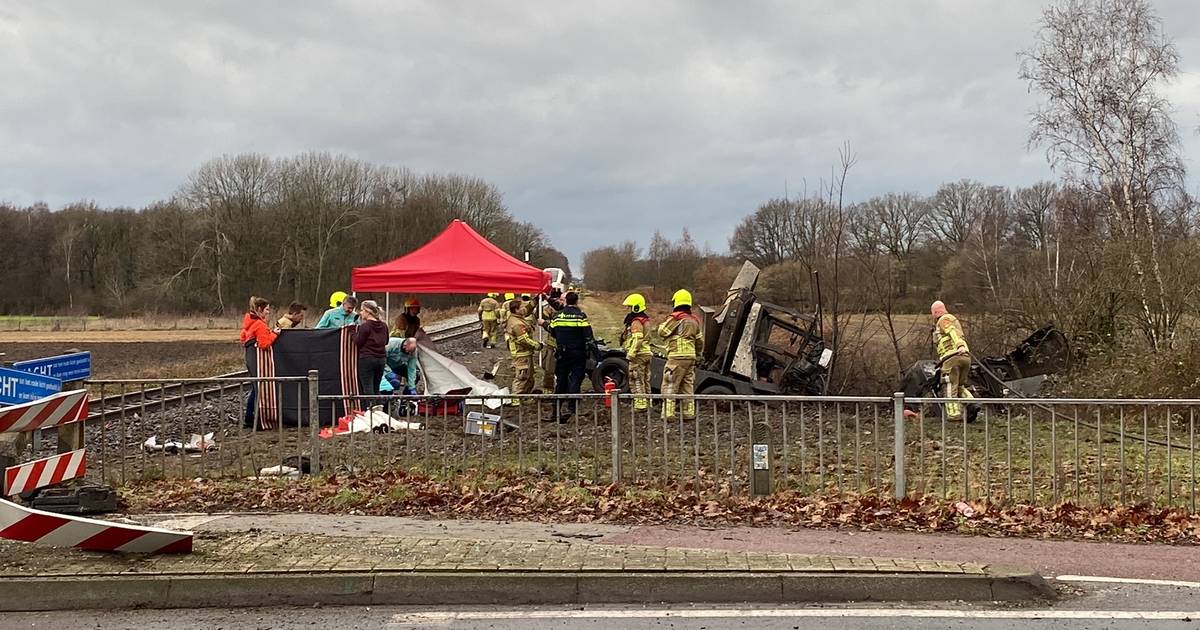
[12,351,92,382]
[0,367,62,405]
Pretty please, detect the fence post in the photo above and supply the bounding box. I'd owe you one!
[308,370,320,475]
[750,420,771,496]
[893,392,906,500]
[610,391,622,483]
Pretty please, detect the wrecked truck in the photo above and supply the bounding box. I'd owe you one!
[899,323,1072,415]
[588,262,833,395]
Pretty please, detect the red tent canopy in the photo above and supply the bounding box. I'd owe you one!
[351,219,551,294]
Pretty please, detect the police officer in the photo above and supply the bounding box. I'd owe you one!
[478,293,501,348]
[621,293,653,412]
[549,291,594,423]
[657,289,704,421]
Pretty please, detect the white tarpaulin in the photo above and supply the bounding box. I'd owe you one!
[417,345,509,409]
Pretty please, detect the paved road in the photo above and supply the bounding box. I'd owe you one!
[6,581,1198,630]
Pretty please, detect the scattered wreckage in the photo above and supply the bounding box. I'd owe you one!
[899,323,1073,418]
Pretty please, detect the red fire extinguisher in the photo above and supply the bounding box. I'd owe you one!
[603,376,617,408]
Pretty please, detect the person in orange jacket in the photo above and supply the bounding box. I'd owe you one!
[240,296,279,428]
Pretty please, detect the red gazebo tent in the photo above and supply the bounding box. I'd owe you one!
[351,219,551,294]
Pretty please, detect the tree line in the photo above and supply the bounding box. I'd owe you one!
[582,0,1199,393]
[0,152,570,315]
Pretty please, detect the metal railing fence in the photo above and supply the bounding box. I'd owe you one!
[51,373,1200,512]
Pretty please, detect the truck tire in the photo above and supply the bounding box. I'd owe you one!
[698,383,734,395]
[591,357,629,393]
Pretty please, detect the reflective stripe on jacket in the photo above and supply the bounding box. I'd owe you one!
[657,310,703,360]
[934,313,969,360]
[478,297,499,321]
[622,315,652,357]
[549,306,593,356]
[506,315,540,358]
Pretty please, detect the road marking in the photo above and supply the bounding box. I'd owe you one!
[1056,574,1200,588]
[389,608,1200,624]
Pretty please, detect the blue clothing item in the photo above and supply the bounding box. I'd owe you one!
[316,307,360,329]
[385,338,420,387]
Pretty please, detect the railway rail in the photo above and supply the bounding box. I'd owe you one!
[81,318,484,423]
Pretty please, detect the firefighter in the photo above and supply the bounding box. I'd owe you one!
[621,293,653,412]
[536,291,563,392]
[549,291,594,422]
[506,300,542,406]
[498,293,515,337]
[931,300,974,421]
[657,289,704,421]
[399,297,422,338]
[478,293,500,348]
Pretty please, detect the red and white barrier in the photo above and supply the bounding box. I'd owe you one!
[4,449,86,496]
[0,390,88,434]
[0,498,192,553]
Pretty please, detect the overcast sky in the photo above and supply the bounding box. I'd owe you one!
[3,1,1200,269]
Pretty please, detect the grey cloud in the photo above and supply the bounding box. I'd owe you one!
[3,1,1199,267]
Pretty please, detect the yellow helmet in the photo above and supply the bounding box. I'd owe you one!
[672,289,693,308]
[622,293,647,313]
[329,291,348,308]
[504,292,515,300]
[487,292,499,299]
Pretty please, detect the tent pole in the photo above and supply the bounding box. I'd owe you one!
[385,293,390,324]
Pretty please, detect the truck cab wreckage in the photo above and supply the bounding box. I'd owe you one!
[590,262,833,396]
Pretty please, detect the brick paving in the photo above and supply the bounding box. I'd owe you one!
[0,530,992,578]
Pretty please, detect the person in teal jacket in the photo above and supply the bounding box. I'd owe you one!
[384,337,421,395]
[316,295,360,329]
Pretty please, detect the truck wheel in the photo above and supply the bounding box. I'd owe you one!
[591,357,629,392]
[698,383,734,395]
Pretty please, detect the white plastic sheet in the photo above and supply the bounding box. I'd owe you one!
[416,345,509,409]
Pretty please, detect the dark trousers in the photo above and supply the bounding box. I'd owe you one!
[244,386,257,428]
[357,355,386,407]
[554,353,587,417]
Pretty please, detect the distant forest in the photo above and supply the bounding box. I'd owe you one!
[0,152,570,315]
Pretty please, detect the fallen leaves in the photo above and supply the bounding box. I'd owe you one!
[118,469,1200,545]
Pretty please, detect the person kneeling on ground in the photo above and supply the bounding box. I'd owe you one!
[384,337,421,396]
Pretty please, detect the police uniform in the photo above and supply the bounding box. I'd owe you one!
[550,302,594,421]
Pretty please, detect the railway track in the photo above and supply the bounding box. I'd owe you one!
[83,319,484,423]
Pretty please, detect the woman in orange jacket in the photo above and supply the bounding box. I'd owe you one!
[241,296,279,427]
[241,296,279,349]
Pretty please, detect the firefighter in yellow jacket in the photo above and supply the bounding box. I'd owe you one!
[478,293,500,348]
[657,289,704,420]
[931,300,974,421]
[506,300,542,406]
[621,293,653,411]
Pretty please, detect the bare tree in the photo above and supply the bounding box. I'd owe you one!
[1020,0,1187,348]
[930,180,983,251]
[864,192,930,296]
